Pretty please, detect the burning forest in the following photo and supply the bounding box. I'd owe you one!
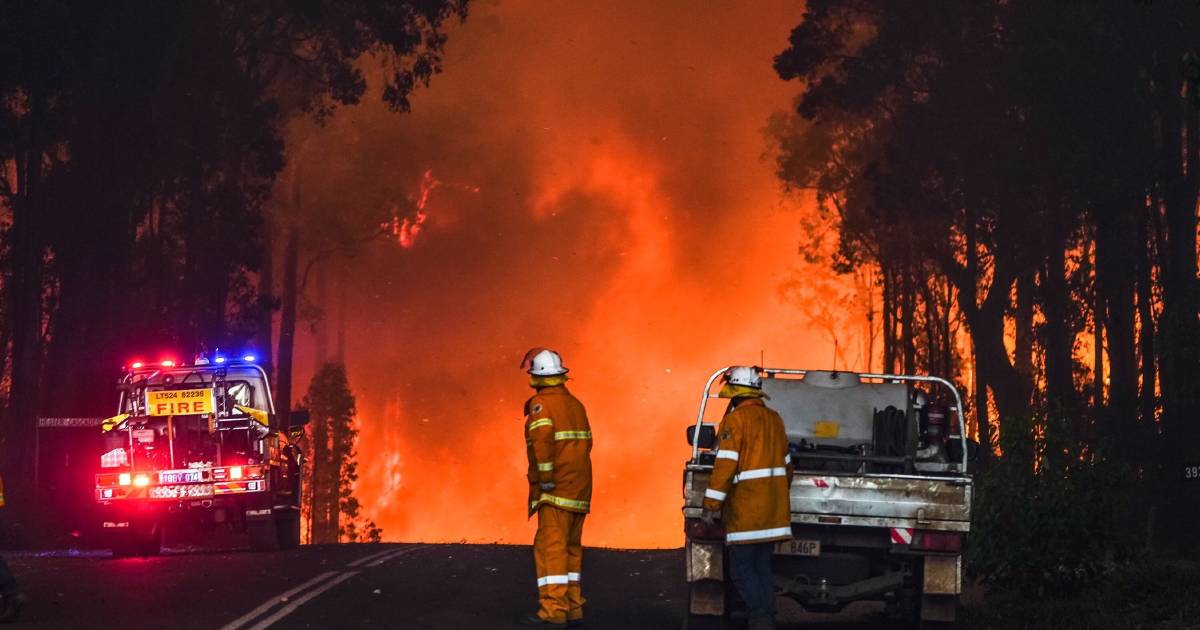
[2,2,1200,628]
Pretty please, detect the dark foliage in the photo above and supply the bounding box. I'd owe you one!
[774,0,1200,549]
[0,0,467,522]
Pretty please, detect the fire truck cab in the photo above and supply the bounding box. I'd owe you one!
[95,356,307,556]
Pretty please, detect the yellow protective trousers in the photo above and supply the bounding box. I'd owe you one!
[534,505,586,623]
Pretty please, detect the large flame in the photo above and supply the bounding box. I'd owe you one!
[291,0,858,548]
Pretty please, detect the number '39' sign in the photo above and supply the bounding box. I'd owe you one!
[1184,464,1200,481]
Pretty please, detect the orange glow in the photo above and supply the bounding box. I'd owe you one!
[289,1,863,548]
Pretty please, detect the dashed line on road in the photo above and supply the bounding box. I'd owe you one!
[220,545,429,630]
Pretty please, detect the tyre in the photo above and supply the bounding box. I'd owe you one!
[275,510,301,550]
[248,517,280,551]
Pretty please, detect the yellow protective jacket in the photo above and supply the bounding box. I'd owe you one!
[525,385,593,516]
[702,398,793,544]
[0,473,5,508]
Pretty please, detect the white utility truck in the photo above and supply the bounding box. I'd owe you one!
[683,368,976,627]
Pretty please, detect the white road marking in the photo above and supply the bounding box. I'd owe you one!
[217,571,338,630]
[346,547,400,568]
[221,546,429,630]
[244,571,360,630]
[366,548,412,567]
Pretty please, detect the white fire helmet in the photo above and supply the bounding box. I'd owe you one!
[522,348,569,376]
[724,366,762,389]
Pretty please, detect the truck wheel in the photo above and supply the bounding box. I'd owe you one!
[275,510,301,550]
[248,517,280,551]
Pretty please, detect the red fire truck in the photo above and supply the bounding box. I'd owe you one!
[94,355,307,556]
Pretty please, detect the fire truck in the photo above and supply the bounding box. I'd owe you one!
[94,354,308,556]
[683,368,978,628]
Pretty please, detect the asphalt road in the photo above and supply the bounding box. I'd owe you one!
[0,543,891,629]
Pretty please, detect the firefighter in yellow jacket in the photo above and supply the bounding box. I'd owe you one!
[702,366,792,630]
[519,348,593,628]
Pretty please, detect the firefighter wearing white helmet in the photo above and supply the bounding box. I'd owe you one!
[702,366,792,630]
[527,349,569,376]
[518,348,592,628]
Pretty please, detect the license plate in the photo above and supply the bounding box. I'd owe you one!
[145,388,215,416]
[160,470,202,484]
[775,539,821,556]
[149,484,213,499]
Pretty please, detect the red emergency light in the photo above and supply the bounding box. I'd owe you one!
[130,361,144,369]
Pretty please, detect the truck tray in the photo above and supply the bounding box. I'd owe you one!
[789,472,971,531]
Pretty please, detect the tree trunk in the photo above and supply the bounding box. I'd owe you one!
[1137,204,1157,429]
[1014,270,1035,379]
[1094,199,1139,457]
[314,263,329,367]
[336,261,347,364]
[276,225,299,419]
[309,408,332,543]
[5,91,47,497]
[942,279,953,378]
[900,263,916,374]
[1042,244,1077,417]
[257,209,275,382]
[882,264,895,373]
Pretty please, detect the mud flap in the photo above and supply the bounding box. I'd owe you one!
[922,556,961,595]
[920,555,960,623]
[686,541,725,616]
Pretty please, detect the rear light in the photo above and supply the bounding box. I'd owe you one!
[133,473,151,487]
[684,518,725,541]
[215,466,263,480]
[119,473,132,486]
[911,530,963,552]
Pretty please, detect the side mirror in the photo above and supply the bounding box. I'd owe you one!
[289,409,311,428]
[686,424,717,450]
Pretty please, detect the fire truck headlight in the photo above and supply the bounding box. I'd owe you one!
[101,489,114,499]
[118,473,132,486]
[230,466,244,480]
[133,474,151,487]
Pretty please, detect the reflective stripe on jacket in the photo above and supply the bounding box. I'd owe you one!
[702,398,793,544]
[525,385,593,516]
